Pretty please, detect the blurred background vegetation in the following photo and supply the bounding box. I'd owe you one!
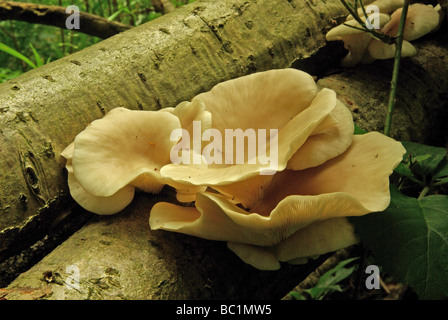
[0,0,196,83]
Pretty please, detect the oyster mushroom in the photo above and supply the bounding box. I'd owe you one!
[62,107,205,214]
[346,0,404,19]
[325,13,391,67]
[381,3,441,41]
[367,37,417,60]
[150,132,406,270]
[160,69,354,207]
[61,142,135,215]
[366,3,440,61]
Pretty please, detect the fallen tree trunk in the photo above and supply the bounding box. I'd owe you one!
[1,0,447,299]
[0,1,132,39]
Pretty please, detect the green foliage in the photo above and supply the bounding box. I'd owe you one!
[351,142,448,300]
[398,141,448,192]
[0,42,37,69]
[289,258,359,300]
[353,123,367,135]
[0,0,196,83]
[29,43,46,68]
[0,68,22,83]
[350,188,448,300]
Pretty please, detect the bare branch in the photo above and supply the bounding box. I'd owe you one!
[150,0,176,14]
[0,1,132,39]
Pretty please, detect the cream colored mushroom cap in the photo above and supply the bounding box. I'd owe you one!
[150,132,406,269]
[160,69,336,187]
[61,142,135,215]
[326,13,391,67]
[382,3,440,41]
[72,107,182,198]
[326,13,391,40]
[368,38,417,60]
[346,0,404,20]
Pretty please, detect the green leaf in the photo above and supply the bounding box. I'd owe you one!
[0,68,22,83]
[29,43,44,67]
[350,187,448,299]
[310,257,358,299]
[317,257,358,287]
[401,141,448,179]
[108,9,124,21]
[305,285,342,300]
[354,123,367,135]
[0,42,37,69]
[394,162,414,179]
[288,291,307,300]
[287,257,358,300]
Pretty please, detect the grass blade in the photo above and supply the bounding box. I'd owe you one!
[29,43,44,67]
[0,42,37,69]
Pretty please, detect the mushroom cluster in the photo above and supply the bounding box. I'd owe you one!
[326,1,443,67]
[62,68,405,270]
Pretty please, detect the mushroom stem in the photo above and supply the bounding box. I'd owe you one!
[384,0,409,137]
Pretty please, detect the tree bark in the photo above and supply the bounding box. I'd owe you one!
[0,1,132,39]
[0,0,447,299]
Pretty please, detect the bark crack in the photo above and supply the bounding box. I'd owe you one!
[194,12,234,54]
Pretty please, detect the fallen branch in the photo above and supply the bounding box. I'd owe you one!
[150,0,176,14]
[0,1,132,39]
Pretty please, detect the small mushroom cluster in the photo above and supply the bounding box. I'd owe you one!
[326,0,443,67]
[62,68,405,270]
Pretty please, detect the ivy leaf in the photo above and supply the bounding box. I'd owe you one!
[394,162,414,179]
[401,141,448,181]
[350,187,448,299]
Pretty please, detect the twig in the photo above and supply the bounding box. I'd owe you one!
[383,0,409,137]
[0,1,132,39]
[150,0,176,14]
[379,276,391,294]
[339,0,395,44]
[58,0,66,55]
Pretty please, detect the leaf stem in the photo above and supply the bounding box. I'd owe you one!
[383,0,409,137]
[418,186,430,200]
[431,180,448,187]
